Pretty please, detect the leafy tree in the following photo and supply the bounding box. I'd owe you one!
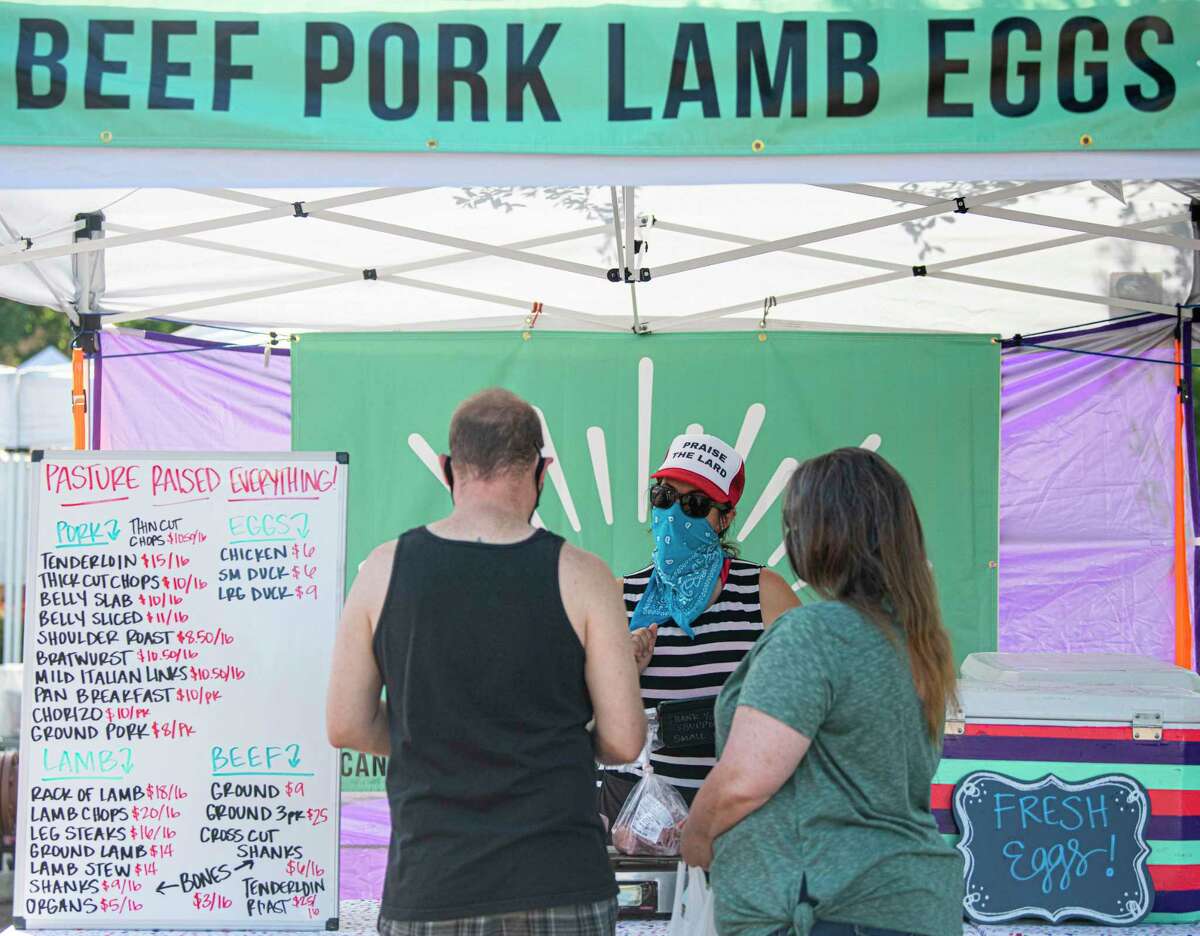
[0,300,73,366]
[0,299,185,366]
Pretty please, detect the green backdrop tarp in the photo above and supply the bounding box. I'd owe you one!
[2,0,1194,155]
[296,331,999,791]
[293,331,999,660]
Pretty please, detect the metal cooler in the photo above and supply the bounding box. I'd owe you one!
[937,652,1200,924]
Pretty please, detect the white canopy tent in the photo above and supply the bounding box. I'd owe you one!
[0,180,1196,339]
[0,0,1197,680]
[0,356,72,665]
[0,360,72,450]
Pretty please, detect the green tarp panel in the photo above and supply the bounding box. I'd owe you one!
[1,1,1193,156]
[292,331,1000,664]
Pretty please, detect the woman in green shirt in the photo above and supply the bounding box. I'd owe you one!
[681,448,964,936]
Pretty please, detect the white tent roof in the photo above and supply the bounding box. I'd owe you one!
[19,346,68,368]
[0,180,1195,336]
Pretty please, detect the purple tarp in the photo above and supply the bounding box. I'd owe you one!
[91,319,1195,664]
[999,315,1195,666]
[95,329,291,451]
[340,797,390,900]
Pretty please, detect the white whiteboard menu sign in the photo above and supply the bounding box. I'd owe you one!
[15,451,347,931]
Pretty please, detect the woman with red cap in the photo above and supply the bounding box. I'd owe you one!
[601,433,798,819]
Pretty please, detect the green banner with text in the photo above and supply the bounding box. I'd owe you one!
[1,1,1194,155]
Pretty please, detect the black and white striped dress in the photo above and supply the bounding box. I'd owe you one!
[623,558,765,801]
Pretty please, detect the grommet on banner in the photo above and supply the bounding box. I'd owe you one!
[758,296,777,341]
[523,301,544,341]
[99,130,113,144]
[1080,133,1094,147]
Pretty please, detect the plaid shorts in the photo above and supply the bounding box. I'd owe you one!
[378,898,618,936]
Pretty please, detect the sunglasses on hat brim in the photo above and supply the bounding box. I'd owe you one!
[650,482,732,519]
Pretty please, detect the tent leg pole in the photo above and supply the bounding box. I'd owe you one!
[90,328,103,450]
[1186,199,1200,672]
[624,187,642,334]
[3,461,15,663]
[71,349,86,451]
[609,187,643,333]
[1174,328,1188,668]
[70,211,105,451]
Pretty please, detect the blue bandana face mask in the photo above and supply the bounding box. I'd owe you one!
[629,503,725,639]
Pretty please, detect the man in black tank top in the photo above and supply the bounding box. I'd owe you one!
[327,389,646,936]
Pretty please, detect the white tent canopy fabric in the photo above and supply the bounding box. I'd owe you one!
[0,180,1196,337]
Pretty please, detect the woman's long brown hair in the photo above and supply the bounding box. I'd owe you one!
[782,448,956,740]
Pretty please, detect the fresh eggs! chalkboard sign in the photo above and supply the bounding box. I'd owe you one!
[953,771,1154,925]
[15,452,347,930]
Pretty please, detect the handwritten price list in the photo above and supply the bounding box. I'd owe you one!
[17,455,345,929]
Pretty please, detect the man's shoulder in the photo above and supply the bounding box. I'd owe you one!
[368,538,400,563]
[358,539,400,583]
[558,541,611,582]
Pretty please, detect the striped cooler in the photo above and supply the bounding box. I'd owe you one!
[936,653,1200,924]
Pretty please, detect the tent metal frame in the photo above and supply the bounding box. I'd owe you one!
[0,180,1195,336]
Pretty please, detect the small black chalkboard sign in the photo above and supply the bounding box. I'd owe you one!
[953,772,1154,926]
[657,699,715,751]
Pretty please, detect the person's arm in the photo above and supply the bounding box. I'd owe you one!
[680,706,810,868]
[621,574,659,673]
[631,623,658,672]
[759,568,800,626]
[563,546,646,764]
[326,542,394,756]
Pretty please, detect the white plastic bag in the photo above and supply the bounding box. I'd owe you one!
[668,863,716,936]
[611,769,689,856]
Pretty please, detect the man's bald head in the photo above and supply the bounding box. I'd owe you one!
[449,388,543,480]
